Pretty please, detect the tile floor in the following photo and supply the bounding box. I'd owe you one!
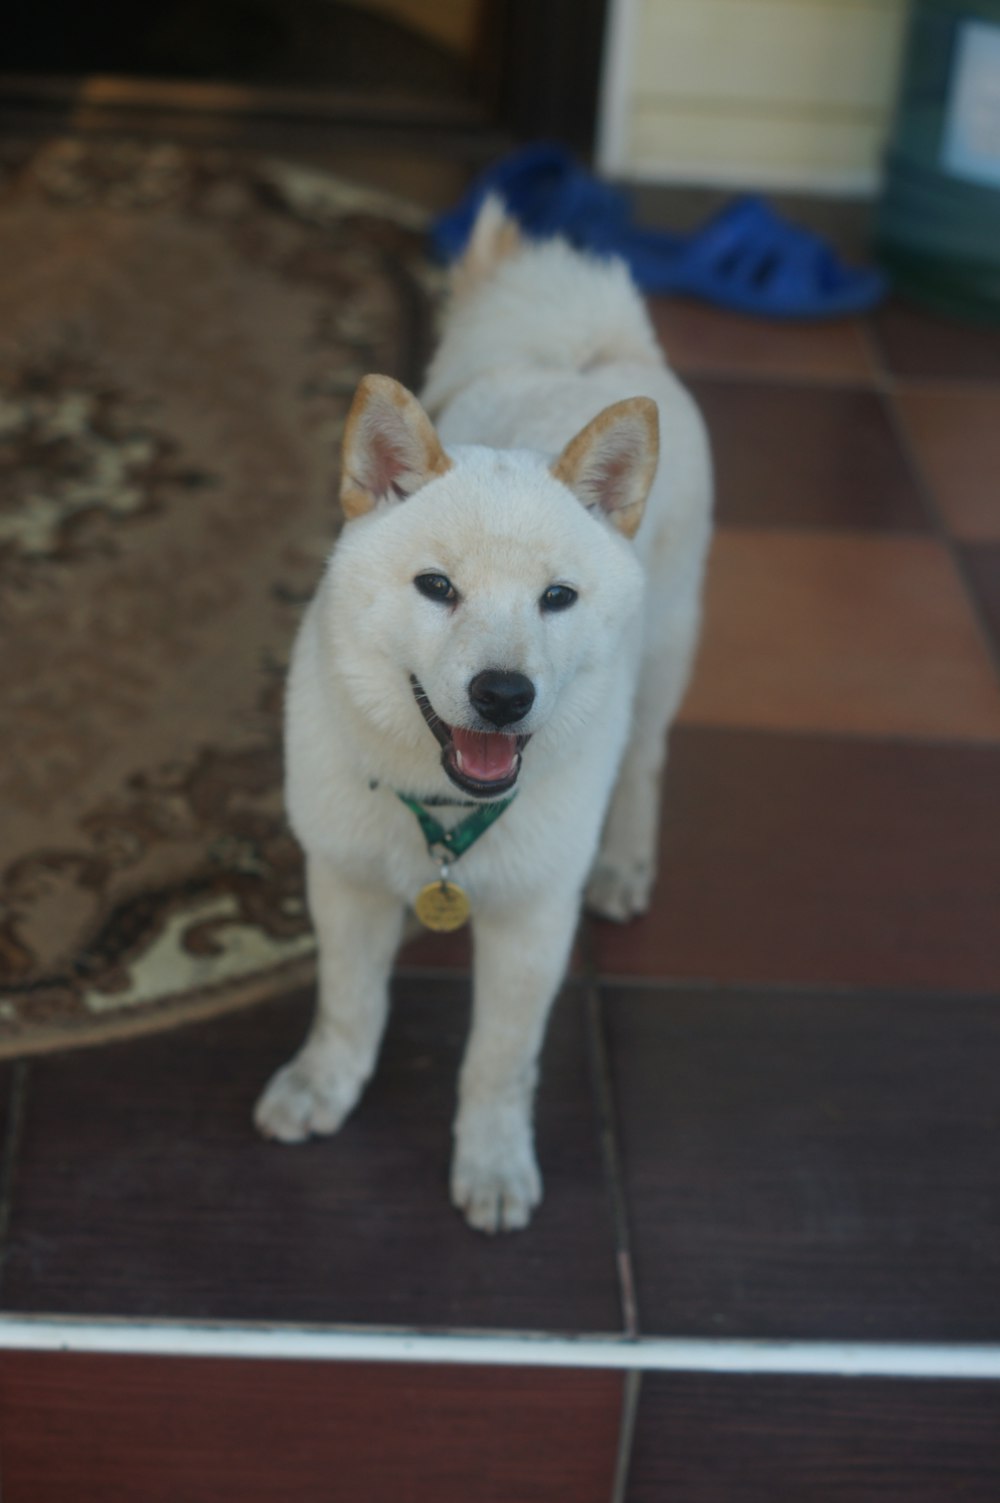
[2,289,1000,1500]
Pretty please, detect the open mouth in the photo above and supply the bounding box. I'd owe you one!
[410,677,530,799]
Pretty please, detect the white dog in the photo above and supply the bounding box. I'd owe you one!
[255,199,712,1233]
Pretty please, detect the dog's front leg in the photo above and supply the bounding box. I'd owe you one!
[254,853,404,1143]
[452,892,579,1233]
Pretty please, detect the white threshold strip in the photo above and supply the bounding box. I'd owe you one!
[3,1315,1000,1382]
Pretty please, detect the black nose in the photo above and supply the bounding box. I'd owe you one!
[468,670,536,728]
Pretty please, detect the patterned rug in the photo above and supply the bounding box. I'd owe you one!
[0,138,432,1057]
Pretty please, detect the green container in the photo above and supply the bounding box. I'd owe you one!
[877,0,1000,321]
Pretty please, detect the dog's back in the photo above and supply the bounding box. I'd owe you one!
[423,198,711,578]
[423,196,663,419]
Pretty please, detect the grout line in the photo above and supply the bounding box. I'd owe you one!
[882,382,1000,687]
[0,1061,29,1295]
[5,1316,1000,1379]
[580,920,640,1338]
[674,365,882,394]
[589,971,1000,1006]
[673,714,1000,751]
[858,314,893,392]
[610,1370,642,1503]
[858,313,1000,392]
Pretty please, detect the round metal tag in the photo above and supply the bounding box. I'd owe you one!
[413,879,471,932]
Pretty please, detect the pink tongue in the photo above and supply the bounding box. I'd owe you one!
[452,727,518,782]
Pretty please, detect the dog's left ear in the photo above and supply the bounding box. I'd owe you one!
[341,374,452,519]
[551,397,659,539]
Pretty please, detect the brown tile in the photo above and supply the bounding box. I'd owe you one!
[0,980,621,1330]
[627,1374,1000,1502]
[606,985,1000,1341]
[962,543,1000,656]
[680,531,1000,742]
[651,298,875,384]
[592,727,1000,993]
[0,1352,622,1503]
[689,381,927,530]
[894,384,1000,540]
[870,298,1000,382]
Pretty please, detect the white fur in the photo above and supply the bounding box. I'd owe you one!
[255,222,712,1233]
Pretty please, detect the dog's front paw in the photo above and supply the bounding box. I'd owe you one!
[451,1145,542,1234]
[585,857,653,922]
[253,1056,360,1144]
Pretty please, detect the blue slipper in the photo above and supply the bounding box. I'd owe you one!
[431,145,887,320]
[431,143,630,260]
[618,196,887,318]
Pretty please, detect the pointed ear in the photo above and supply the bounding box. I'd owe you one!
[340,375,452,520]
[551,397,659,539]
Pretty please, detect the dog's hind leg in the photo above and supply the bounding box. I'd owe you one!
[585,603,701,923]
[254,853,405,1143]
[452,890,579,1233]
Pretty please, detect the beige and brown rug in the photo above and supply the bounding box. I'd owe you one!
[0,137,433,1057]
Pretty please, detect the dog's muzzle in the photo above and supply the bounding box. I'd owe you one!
[410,676,531,799]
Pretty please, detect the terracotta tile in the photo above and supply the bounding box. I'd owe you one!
[1,980,621,1330]
[893,385,1000,541]
[962,543,1000,655]
[651,297,875,383]
[0,1353,622,1503]
[680,530,1000,742]
[870,299,1000,382]
[628,1374,1000,1502]
[690,381,927,530]
[606,985,1000,1340]
[592,727,1000,993]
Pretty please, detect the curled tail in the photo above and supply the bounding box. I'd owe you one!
[449,195,525,299]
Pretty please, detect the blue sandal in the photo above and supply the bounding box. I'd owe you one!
[432,145,887,320]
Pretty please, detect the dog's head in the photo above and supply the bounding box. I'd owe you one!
[329,375,659,800]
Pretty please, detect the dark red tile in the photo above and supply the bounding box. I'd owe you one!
[650,299,875,384]
[627,1373,1000,1502]
[398,923,584,976]
[397,923,472,970]
[0,980,621,1331]
[689,380,928,530]
[0,1351,622,1503]
[871,299,1000,382]
[681,532,1000,741]
[962,544,1000,660]
[592,727,1000,993]
[605,986,1000,1341]
[894,385,1000,541]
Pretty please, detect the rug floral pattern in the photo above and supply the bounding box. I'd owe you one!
[0,138,431,1055]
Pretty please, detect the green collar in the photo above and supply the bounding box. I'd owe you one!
[396,791,515,862]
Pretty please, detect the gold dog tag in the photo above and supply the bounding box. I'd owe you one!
[414,879,470,932]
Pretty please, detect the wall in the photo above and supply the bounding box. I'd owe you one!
[599,0,911,194]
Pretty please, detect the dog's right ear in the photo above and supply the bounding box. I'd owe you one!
[340,375,452,519]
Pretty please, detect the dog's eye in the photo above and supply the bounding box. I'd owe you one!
[540,584,578,613]
[414,572,458,605]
